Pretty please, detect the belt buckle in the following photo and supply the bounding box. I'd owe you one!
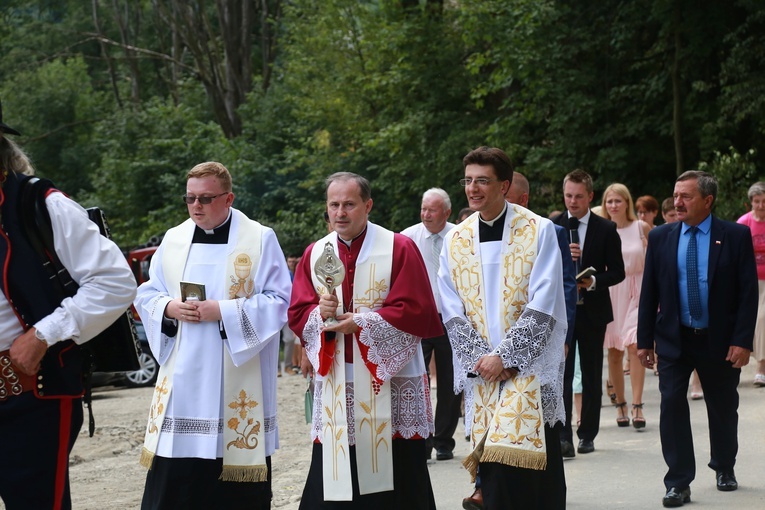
[0,354,24,401]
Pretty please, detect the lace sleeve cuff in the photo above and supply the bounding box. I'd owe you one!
[491,308,556,376]
[353,311,420,383]
[444,317,490,386]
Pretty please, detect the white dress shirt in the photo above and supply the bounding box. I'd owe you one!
[566,209,597,290]
[1,192,136,350]
[401,221,455,313]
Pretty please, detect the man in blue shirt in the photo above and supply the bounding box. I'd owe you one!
[637,171,758,508]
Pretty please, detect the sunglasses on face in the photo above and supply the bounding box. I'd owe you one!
[182,192,228,205]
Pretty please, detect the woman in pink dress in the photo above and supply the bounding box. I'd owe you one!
[737,181,765,387]
[600,184,651,429]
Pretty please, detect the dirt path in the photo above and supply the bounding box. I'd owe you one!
[51,373,310,509]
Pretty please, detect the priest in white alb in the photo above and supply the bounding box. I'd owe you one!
[438,147,568,510]
[135,162,292,510]
[289,172,442,509]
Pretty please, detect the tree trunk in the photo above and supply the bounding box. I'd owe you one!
[92,0,123,108]
[260,0,280,91]
[671,8,684,175]
[111,0,142,103]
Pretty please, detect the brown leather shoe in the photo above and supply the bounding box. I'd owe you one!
[462,488,483,510]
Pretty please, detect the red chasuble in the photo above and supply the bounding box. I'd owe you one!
[288,229,442,380]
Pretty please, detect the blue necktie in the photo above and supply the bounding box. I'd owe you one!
[687,226,702,319]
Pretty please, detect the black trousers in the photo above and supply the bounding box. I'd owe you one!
[142,455,272,510]
[421,330,461,453]
[562,309,607,443]
[299,440,435,510]
[658,329,741,490]
[480,422,566,510]
[0,393,83,510]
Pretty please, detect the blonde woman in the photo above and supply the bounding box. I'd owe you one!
[601,184,651,429]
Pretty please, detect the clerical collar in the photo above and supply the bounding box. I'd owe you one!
[479,202,508,227]
[337,226,368,248]
[478,204,507,243]
[192,210,232,244]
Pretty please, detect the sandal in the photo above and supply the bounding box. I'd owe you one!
[615,402,629,427]
[606,380,617,405]
[632,403,646,430]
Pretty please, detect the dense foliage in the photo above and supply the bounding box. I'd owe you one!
[1,0,763,251]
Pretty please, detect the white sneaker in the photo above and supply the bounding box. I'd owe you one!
[753,373,765,387]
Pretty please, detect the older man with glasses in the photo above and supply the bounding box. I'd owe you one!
[134,161,292,510]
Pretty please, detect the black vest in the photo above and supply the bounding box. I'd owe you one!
[0,171,83,397]
[0,172,61,326]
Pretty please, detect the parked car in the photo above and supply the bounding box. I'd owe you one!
[90,240,161,389]
[91,321,158,388]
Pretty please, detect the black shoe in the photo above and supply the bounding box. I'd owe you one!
[560,440,575,458]
[436,447,454,461]
[577,439,594,454]
[716,470,738,491]
[662,487,691,507]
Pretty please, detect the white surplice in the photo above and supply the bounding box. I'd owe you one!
[135,212,291,459]
[437,206,568,430]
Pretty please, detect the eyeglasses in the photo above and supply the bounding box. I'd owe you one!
[182,192,228,205]
[459,178,497,187]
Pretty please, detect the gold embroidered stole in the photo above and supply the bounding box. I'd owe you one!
[141,211,268,482]
[309,224,394,500]
[446,206,547,475]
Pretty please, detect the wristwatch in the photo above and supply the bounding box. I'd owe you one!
[34,328,49,347]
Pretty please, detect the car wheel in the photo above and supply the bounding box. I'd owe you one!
[124,351,158,388]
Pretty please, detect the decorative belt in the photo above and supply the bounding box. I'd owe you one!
[0,350,37,401]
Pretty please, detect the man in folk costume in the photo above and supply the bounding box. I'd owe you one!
[438,147,568,510]
[0,102,137,509]
[135,162,291,510]
[289,172,442,509]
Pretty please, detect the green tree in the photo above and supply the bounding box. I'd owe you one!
[244,0,479,235]
[1,56,109,194]
[81,95,231,247]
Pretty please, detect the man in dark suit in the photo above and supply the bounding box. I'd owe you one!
[637,171,757,508]
[553,169,625,457]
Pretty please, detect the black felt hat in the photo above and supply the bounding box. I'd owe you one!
[0,100,21,136]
